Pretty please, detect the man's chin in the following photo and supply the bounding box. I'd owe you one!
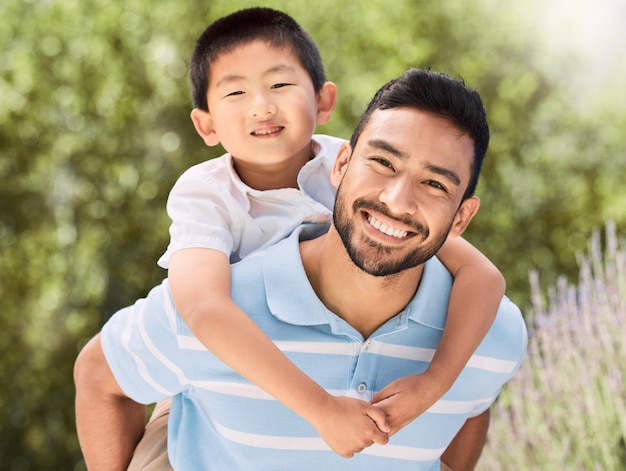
[347,250,415,277]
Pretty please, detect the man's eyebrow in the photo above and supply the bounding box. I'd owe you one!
[368,138,462,186]
[367,139,408,159]
[425,164,461,186]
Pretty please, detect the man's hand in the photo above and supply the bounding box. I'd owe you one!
[309,395,390,457]
[371,373,445,436]
[74,334,147,471]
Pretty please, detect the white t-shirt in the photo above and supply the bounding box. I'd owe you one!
[158,134,345,267]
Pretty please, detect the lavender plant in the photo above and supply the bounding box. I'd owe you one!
[481,222,626,470]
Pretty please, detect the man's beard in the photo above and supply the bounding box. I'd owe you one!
[333,190,451,277]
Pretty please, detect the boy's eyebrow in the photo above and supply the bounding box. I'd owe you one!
[215,63,297,88]
[367,138,461,186]
[215,74,245,88]
[263,63,296,76]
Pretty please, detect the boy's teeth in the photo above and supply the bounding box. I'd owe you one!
[367,215,408,238]
[254,127,281,135]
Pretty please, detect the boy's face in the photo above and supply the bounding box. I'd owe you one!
[330,108,479,276]
[200,40,330,170]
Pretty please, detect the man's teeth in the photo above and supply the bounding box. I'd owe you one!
[368,215,408,238]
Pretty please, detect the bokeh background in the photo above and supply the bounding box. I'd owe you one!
[1,0,625,469]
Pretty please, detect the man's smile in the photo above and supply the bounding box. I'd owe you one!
[366,214,410,239]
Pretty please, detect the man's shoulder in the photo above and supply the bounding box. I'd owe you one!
[231,225,327,280]
[419,258,527,371]
[495,296,528,342]
[485,296,528,372]
[228,227,307,319]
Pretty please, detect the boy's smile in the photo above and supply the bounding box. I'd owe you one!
[251,125,284,138]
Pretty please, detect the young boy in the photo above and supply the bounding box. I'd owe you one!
[152,6,504,461]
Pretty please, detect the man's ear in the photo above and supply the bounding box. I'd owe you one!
[190,108,220,147]
[330,142,351,188]
[316,82,338,125]
[450,196,480,237]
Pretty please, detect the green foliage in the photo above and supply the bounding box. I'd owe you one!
[1,0,625,468]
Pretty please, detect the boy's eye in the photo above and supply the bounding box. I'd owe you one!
[225,90,244,97]
[271,83,291,89]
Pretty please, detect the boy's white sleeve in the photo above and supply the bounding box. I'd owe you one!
[158,160,238,268]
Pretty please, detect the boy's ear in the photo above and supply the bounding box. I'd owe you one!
[316,82,337,125]
[190,108,220,147]
[330,142,351,187]
[449,196,480,237]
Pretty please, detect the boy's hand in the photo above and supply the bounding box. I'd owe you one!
[311,396,390,458]
[371,373,445,436]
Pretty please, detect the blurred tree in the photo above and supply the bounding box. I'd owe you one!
[1,0,624,468]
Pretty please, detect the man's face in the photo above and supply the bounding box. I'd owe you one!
[332,108,477,277]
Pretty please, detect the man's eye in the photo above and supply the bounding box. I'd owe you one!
[372,158,394,170]
[426,180,447,191]
[271,83,291,89]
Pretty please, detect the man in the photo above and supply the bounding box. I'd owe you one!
[74,68,527,470]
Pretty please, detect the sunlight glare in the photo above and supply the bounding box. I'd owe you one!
[539,0,626,73]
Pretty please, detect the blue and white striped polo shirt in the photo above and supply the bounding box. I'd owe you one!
[102,225,527,470]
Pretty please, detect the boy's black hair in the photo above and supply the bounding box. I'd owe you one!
[350,68,490,200]
[190,7,326,111]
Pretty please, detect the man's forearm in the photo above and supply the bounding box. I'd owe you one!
[74,335,147,470]
[441,409,490,470]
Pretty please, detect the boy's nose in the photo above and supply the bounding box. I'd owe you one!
[249,94,277,118]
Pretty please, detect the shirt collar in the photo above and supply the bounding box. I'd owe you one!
[263,225,453,331]
[404,256,452,331]
[263,225,331,326]
[224,135,332,196]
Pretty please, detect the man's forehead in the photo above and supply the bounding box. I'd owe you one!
[364,107,464,135]
[358,108,474,181]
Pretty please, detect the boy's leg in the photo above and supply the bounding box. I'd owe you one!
[127,398,173,471]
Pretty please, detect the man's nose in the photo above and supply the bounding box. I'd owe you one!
[378,177,418,215]
[249,92,277,118]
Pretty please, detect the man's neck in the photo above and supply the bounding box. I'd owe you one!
[299,228,424,339]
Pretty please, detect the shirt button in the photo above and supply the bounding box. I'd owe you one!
[357,382,367,394]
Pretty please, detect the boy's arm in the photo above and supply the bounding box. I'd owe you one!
[169,248,390,457]
[74,334,146,471]
[372,237,504,433]
[427,236,505,393]
[441,409,490,470]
